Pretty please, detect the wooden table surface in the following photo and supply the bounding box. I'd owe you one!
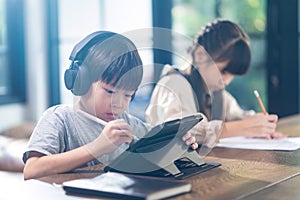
[38,114,300,200]
[242,172,300,200]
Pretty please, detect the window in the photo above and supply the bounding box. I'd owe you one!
[0,0,26,104]
[47,0,152,120]
[0,0,8,96]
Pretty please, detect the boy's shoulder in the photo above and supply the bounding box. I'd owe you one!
[46,104,74,112]
[42,104,75,119]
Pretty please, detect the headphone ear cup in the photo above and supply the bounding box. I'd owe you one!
[64,63,92,96]
[71,65,92,96]
[64,68,77,90]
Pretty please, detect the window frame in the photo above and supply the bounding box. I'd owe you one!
[156,0,300,116]
[267,0,299,117]
[46,0,61,106]
[0,0,26,105]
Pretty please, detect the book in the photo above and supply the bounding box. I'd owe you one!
[62,172,192,200]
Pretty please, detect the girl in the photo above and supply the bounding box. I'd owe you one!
[145,19,285,150]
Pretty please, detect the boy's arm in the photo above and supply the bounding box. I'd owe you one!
[23,145,95,180]
[23,119,134,180]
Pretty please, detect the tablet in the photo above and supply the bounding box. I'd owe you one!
[104,113,205,177]
[128,113,203,153]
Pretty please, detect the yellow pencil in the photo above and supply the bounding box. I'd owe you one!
[254,90,267,115]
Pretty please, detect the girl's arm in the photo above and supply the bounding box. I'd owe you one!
[221,113,286,139]
[223,90,255,121]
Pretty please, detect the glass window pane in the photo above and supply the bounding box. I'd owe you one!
[219,0,267,111]
[56,0,153,120]
[219,0,266,35]
[58,0,102,104]
[0,0,8,95]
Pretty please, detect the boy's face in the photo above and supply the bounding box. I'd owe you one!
[90,81,135,122]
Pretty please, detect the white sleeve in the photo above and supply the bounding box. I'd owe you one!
[145,74,222,149]
[145,74,198,125]
[223,90,255,121]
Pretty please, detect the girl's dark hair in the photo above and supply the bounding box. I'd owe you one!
[188,18,251,75]
[83,34,143,91]
[184,19,251,119]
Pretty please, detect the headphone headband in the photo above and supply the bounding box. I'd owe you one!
[69,31,116,62]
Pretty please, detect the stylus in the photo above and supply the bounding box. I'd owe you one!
[76,109,138,140]
[76,109,108,126]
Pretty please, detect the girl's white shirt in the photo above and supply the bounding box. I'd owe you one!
[145,66,255,148]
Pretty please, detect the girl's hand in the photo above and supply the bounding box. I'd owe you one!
[242,113,279,139]
[270,132,287,139]
[182,132,198,150]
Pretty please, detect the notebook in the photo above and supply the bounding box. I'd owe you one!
[63,172,191,200]
[104,113,221,179]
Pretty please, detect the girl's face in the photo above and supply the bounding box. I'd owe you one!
[217,61,235,87]
[194,46,234,91]
[197,61,234,91]
[83,81,135,122]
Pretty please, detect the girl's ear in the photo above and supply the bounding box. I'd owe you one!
[194,45,209,65]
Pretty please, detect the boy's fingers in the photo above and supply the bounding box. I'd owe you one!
[185,136,196,145]
[191,143,198,149]
[182,132,191,141]
[110,120,132,131]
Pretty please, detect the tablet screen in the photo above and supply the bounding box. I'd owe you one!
[128,113,203,153]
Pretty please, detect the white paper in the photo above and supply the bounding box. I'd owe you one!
[217,136,300,151]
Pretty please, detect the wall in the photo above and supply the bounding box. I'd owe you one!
[0,0,48,131]
[0,0,152,131]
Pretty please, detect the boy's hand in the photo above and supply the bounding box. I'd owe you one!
[102,119,134,145]
[86,119,134,157]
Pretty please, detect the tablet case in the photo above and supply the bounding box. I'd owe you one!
[104,113,220,179]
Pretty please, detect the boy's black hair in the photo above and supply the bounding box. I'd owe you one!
[83,33,143,91]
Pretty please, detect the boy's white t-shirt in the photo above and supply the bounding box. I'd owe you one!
[23,104,151,166]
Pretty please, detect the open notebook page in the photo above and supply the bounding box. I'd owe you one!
[217,136,300,151]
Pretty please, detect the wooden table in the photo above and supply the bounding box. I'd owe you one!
[242,172,300,200]
[38,114,300,200]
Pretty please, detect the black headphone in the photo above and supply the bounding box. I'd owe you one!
[64,31,116,96]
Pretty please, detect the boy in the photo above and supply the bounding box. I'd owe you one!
[23,31,197,180]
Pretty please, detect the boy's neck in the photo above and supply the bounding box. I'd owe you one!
[76,100,91,114]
